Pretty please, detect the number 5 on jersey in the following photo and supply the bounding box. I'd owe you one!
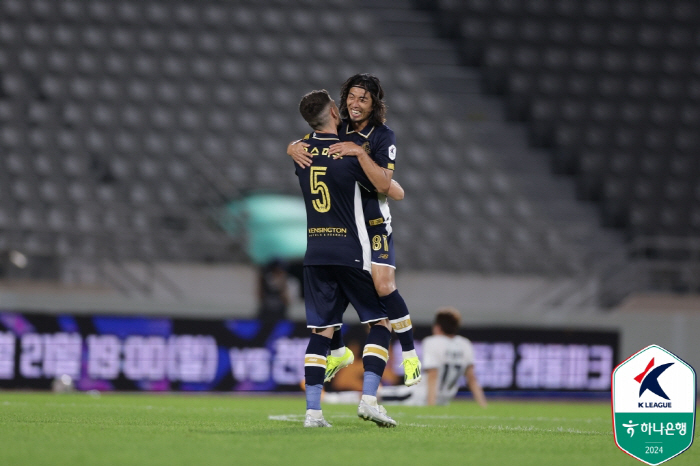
[311,167,331,213]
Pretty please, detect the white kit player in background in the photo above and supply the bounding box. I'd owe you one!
[380,307,487,407]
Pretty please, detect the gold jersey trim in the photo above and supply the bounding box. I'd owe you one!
[312,132,340,141]
[345,124,375,139]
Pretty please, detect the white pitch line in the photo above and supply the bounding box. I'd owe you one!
[393,421,609,435]
[268,414,610,434]
[385,422,608,435]
[416,414,607,423]
[481,425,610,435]
[1,401,28,406]
[268,414,304,422]
[268,413,360,421]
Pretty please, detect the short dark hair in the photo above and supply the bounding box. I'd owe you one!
[434,307,461,336]
[299,89,332,130]
[339,73,387,126]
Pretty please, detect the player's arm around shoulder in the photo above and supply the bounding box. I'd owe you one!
[387,179,404,200]
[373,126,398,194]
[287,137,312,168]
[332,141,393,194]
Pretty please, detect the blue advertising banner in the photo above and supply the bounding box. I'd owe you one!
[0,312,618,394]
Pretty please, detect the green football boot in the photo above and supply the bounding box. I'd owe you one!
[324,347,354,382]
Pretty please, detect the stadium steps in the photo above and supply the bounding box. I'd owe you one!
[360,0,630,283]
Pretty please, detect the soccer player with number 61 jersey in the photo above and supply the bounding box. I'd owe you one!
[295,89,398,428]
[288,74,421,388]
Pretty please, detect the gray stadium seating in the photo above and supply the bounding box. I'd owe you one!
[435,0,700,241]
[0,0,623,279]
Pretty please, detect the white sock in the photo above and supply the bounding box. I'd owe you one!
[306,409,323,419]
[361,394,378,407]
[402,349,418,360]
[331,346,346,358]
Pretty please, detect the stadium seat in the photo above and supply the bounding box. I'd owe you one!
[38,179,63,204]
[196,32,222,56]
[144,3,170,26]
[92,104,117,127]
[0,206,12,229]
[156,182,181,206]
[460,171,486,194]
[47,206,69,232]
[130,209,151,233]
[2,0,26,18]
[75,205,100,233]
[561,98,588,122]
[202,4,228,29]
[601,49,630,74]
[174,4,199,28]
[11,179,35,203]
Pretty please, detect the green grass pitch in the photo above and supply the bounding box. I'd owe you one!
[0,392,697,466]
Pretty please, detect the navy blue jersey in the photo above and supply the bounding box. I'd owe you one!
[339,119,396,235]
[295,132,374,271]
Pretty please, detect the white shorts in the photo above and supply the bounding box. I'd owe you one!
[379,384,426,406]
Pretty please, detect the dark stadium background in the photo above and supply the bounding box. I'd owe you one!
[0,0,698,396]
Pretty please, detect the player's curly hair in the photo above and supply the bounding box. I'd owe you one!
[339,73,387,126]
[434,307,462,336]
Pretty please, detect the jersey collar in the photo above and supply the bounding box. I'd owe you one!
[343,120,375,139]
[312,132,340,141]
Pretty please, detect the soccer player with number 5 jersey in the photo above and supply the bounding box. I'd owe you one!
[294,89,397,428]
[288,74,422,388]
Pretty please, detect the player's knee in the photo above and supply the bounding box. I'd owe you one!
[374,281,396,297]
[369,318,391,331]
[312,327,334,338]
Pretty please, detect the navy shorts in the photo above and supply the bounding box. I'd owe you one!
[303,265,386,328]
[367,226,396,268]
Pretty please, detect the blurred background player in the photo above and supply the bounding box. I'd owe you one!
[294,89,397,428]
[256,258,290,322]
[381,307,487,407]
[288,74,421,387]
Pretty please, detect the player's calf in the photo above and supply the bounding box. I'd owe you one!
[358,323,397,426]
[304,333,331,424]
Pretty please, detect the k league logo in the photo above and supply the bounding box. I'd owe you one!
[636,358,673,406]
[612,345,696,465]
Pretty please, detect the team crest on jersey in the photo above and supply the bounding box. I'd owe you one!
[362,141,371,155]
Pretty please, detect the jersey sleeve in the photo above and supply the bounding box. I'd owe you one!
[372,128,397,171]
[348,159,373,189]
[461,337,475,368]
[421,337,442,370]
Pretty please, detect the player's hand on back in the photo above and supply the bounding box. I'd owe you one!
[329,142,364,159]
[288,140,313,168]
